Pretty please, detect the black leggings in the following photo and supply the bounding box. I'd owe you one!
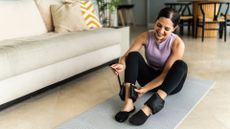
[125,52,188,95]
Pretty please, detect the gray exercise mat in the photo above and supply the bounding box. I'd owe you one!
[56,78,214,129]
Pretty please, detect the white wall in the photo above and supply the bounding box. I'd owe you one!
[132,0,147,26]
[120,0,147,26]
[147,0,177,27]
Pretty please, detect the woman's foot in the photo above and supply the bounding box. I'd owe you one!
[129,106,151,125]
[129,92,166,125]
[115,106,135,122]
[115,99,135,122]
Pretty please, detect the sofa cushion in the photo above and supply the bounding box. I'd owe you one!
[0,0,47,41]
[0,28,121,80]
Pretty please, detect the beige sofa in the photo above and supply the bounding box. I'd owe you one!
[0,0,129,108]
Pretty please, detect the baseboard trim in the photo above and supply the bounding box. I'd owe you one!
[0,59,118,111]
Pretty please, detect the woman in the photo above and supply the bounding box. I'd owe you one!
[111,7,188,126]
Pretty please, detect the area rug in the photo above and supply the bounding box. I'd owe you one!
[55,77,215,129]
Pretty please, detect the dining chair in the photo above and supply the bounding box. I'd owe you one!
[220,2,230,36]
[196,2,229,42]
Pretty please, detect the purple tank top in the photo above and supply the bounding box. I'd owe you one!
[145,32,176,70]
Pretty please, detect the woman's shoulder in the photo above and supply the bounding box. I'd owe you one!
[172,34,185,50]
[130,31,149,47]
[139,31,149,38]
[170,33,183,44]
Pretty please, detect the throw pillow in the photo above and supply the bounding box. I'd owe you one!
[63,0,99,18]
[51,2,88,32]
[35,0,62,32]
[51,0,102,32]
[79,0,102,29]
[89,0,99,18]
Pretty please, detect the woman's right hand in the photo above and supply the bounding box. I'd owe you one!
[110,63,125,75]
[135,87,147,98]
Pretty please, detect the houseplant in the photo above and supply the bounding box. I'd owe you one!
[97,0,123,27]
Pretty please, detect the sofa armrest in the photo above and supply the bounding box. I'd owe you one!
[115,26,130,55]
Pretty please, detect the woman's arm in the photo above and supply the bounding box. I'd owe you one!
[140,36,185,93]
[119,32,148,66]
[111,32,148,74]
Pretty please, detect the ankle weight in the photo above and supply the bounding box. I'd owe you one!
[119,84,138,102]
[144,92,165,114]
[129,84,138,102]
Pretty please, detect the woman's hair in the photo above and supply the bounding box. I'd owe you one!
[156,7,180,27]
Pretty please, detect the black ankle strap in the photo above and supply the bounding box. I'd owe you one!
[117,75,138,102]
[117,75,122,90]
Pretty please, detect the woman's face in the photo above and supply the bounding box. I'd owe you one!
[153,17,175,42]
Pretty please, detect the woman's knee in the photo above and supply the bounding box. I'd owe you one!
[172,60,188,72]
[126,51,142,62]
[127,51,141,59]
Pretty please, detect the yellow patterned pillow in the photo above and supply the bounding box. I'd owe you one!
[79,0,102,29]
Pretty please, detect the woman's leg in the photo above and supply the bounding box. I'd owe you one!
[115,51,153,122]
[144,60,188,111]
[125,51,161,85]
[123,51,163,109]
[122,52,159,110]
[115,52,160,122]
[129,60,188,125]
[159,60,188,95]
